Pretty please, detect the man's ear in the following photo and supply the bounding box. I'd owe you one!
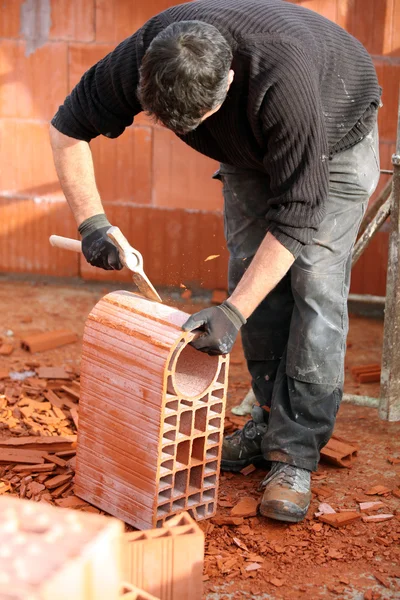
[227,69,235,89]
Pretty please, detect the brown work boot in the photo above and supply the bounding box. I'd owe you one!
[260,461,311,523]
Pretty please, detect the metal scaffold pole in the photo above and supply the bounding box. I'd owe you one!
[380,89,400,421]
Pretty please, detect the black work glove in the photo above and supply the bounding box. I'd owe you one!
[182,300,246,355]
[78,214,123,271]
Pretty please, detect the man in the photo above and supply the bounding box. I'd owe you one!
[50,0,381,523]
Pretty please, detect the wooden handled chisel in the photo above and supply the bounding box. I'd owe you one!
[49,227,162,303]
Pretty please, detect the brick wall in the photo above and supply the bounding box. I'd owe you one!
[0,0,398,293]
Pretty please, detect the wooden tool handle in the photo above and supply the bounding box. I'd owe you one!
[49,235,82,253]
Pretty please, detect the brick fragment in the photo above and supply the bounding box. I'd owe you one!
[0,449,45,464]
[362,514,394,523]
[358,371,381,384]
[0,344,13,356]
[0,435,76,452]
[0,369,9,379]
[392,488,400,499]
[320,436,358,468]
[211,516,244,526]
[230,497,259,518]
[359,501,386,512]
[44,472,73,490]
[240,464,256,476]
[13,463,56,474]
[318,511,361,528]
[365,485,392,496]
[36,366,71,379]
[20,330,78,353]
[42,452,68,468]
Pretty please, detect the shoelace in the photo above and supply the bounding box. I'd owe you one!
[260,463,310,493]
[226,418,266,442]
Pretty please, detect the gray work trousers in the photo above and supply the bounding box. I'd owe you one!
[216,122,380,471]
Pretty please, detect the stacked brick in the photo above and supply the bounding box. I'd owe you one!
[75,291,229,529]
[0,495,123,599]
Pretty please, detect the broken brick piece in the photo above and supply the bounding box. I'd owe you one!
[365,485,392,496]
[44,472,73,490]
[211,516,244,526]
[359,501,386,512]
[75,292,229,529]
[362,514,394,523]
[0,495,123,598]
[230,497,259,518]
[240,464,256,476]
[318,511,361,528]
[36,366,71,379]
[0,449,45,464]
[20,330,78,353]
[0,435,76,453]
[0,344,13,356]
[320,436,358,468]
[392,488,400,499]
[123,512,203,600]
[0,369,9,380]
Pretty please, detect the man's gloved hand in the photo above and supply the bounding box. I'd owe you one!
[78,214,123,271]
[182,300,246,355]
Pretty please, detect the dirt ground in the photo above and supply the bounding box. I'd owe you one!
[0,277,399,600]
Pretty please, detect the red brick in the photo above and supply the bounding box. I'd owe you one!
[0,40,67,120]
[75,291,229,529]
[95,0,176,43]
[0,0,23,37]
[50,0,95,41]
[375,61,400,141]
[152,127,222,210]
[0,197,78,277]
[20,330,78,353]
[123,512,204,599]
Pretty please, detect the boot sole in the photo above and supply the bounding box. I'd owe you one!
[259,507,306,523]
[220,454,268,473]
[260,500,309,523]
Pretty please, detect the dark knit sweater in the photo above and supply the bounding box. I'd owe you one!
[52,0,381,257]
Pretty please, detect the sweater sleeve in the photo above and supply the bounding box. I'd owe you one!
[51,17,165,142]
[260,43,330,258]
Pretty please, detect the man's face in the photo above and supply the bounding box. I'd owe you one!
[200,69,235,123]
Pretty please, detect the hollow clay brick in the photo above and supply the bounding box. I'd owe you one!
[320,436,358,468]
[0,495,123,599]
[20,330,78,353]
[75,291,229,529]
[123,512,203,600]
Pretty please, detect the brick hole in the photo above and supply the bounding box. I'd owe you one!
[162,444,175,457]
[211,388,224,399]
[191,438,205,462]
[180,399,193,408]
[172,498,185,512]
[164,415,177,428]
[206,445,218,460]
[208,417,221,430]
[165,400,179,412]
[172,344,219,398]
[166,375,175,395]
[194,407,207,432]
[209,402,223,415]
[176,440,190,466]
[206,503,215,516]
[161,459,173,471]
[197,393,209,404]
[208,432,220,444]
[217,362,226,383]
[179,411,192,436]
[187,493,201,507]
[174,470,188,494]
[156,520,164,528]
[187,509,195,520]
[163,430,177,442]
[195,504,206,519]
[204,461,218,474]
[202,489,215,502]
[203,474,217,489]
[157,504,171,517]
[158,489,172,504]
[159,474,173,490]
[189,465,203,490]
